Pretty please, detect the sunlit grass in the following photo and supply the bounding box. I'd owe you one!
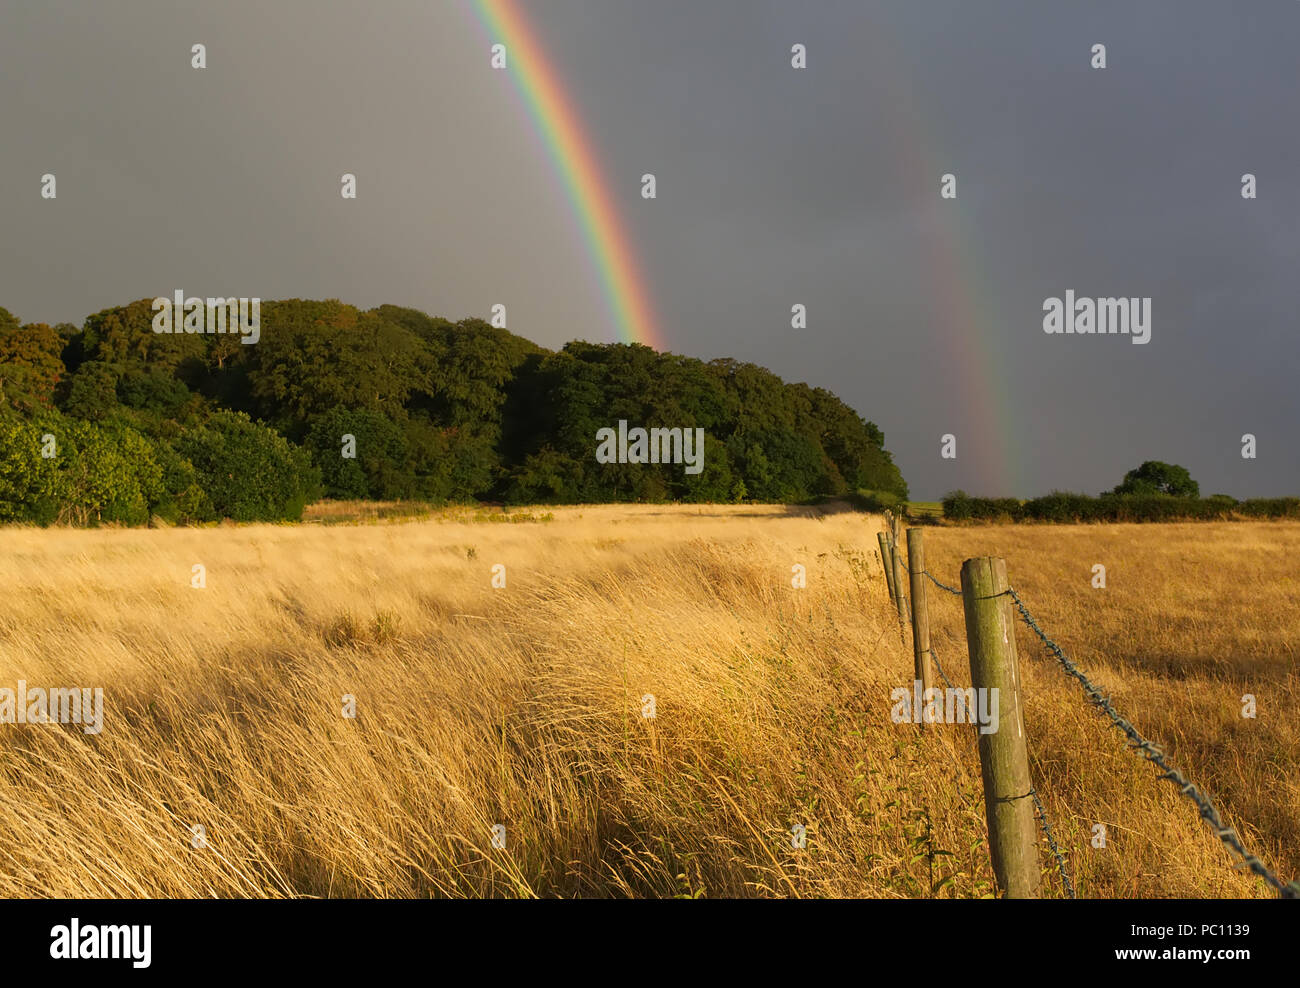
[0,506,1293,898]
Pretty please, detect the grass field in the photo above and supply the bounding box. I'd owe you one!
[0,503,1295,897]
[904,501,945,519]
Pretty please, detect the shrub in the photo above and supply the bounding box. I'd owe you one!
[942,490,973,521]
[504,447,584,504]
[974,497,1023,521]
[1239,497,1300,519]
[179,411,320,521]
[1022,491,1096,523]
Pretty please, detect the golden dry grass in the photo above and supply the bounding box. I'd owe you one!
[0,504,1294,898]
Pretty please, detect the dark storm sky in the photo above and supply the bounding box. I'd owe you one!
[1,0,1295,498]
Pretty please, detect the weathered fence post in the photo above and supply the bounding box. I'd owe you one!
[960,556,1040,898]
[906,529,933,701]
[889,534,907,625]
[877,532,896,601]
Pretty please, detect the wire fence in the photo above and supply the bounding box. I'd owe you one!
[889,530,1299,900]
[891,546,1077,897]
[928,642,956,692]
[923,569,963,597]
[929,626,1076,897]
[1030,787,1075,899]
[1005,584,1299,900]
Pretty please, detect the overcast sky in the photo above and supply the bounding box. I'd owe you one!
[1,0,1295,499]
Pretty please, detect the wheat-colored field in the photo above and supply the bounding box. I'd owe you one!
[0,503,1295,898]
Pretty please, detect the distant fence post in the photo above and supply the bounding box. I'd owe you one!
[889,534,907,626]
[906,529,933,703]
[877,532,896,602]
[960,556,1040,899]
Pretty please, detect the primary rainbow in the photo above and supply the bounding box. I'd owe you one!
[470,0,665,351]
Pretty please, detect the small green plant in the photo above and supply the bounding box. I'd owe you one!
[906,806,956,897]
[324,611,364,647]
[673,869,707,899]
[371,610,400,644]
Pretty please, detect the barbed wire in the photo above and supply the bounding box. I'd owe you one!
[893,554,1296,898]
[1005,586,1300,900]
[930,640,1076,899]
[888,551,1073,898]
[923,570,963,596]
[1030,787,1076,899]
[928,642,956,692]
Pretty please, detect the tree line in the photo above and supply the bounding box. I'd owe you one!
[941,462,1299,523]
[0,299,908,524]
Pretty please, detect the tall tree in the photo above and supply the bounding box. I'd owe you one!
[1112,461,1199,498]
[0,320,65,411]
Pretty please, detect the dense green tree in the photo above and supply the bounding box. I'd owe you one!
[57,418,161,525]
[81,299,206,373]
[504,446,585,504]
[306,408,412,500]
[118,369,192,417]
[248,301,424,436]
[1112,461,1199,498]
[60,361,124,420]
[0,408,66,523]
[0,320,64,412]
[0,297,912,522]
[179,410,320,521]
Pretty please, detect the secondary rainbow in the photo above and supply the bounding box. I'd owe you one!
[863,15,1021,496]
[470,0,665,351]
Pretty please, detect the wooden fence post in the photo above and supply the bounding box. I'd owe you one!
[890,535,908,626]
[960,556,1040,899]
[906,529,933,701]
[877,532,896,602]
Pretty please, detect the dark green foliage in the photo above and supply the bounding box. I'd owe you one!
[943,490,1300,524]
[1,297,908,524]
[1112,460,1200,498]
[1238,497,1300,518]
[681,435,737,502]
[148,440,212,524]
[60,361,123,420]
[941,490,1023,522]
[1013,491,1085,523]
[9,293,1298,527]
[179,411,320,522]
[306,408,411,500]
[0,319,64,412]
[1021,493,1223,523]
[729,428,827,501]
[500,341,903,504]
[504,446,585,504]
[82,299,181,364]
[118,369,192,416]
